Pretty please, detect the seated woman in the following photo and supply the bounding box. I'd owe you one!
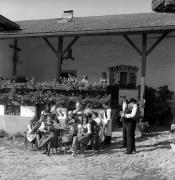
[38,115,56,154]
[67,111,79,139]
[26,117,39,150]
[67,73,77,85]
[92,112,103,126]
[99,72,109,87]
[27,118,37,143]
[69,114,92,155]
[92,111,105,142]
[92,112,104,149]
[41,104,51,116]
[38,116,47,133]
[81,75,89,87]
[56,108,67,125]
[73,102,84,124]
[67,111,74,124]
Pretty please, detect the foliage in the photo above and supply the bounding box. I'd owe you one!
[0,79,108,91]
[0,80,111,109]
[145,85,174,125]
[13,132,24,138]
[157,85,174,101]
[0,129,9,138]
[81,94,111,109]
[137,120,149,136]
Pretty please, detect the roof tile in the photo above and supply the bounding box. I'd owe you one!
[1,12,175,38]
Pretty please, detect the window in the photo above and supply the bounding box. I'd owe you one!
[5,105,20,116]
[129,72,137,88]
[120,72,128,87]
[108,65,138,88]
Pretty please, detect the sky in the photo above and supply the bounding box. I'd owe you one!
[0,0,152,21]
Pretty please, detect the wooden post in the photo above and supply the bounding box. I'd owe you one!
[9,39,21,76]
[13,39,17,75]
[140,33,147,99]
[57,36,63,80]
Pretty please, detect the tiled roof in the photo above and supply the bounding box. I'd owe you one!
[1,12,175,39]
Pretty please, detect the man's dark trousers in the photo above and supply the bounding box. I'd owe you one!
[122,119,127,148]
[125,119,136,153]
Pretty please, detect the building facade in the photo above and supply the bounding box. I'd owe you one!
[0,34,175,90]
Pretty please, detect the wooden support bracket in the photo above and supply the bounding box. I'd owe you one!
[43,37,57,56]
[123,35,142,56]
[62,36,79,56]
[146,32,169,56]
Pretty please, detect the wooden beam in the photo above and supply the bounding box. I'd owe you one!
[13,39,17,75]
[57,36,63,80]
[146,32,169,56]
[62,36,79,56]
[123,35,142,56]
[140,33,147,100]
[9,39,21,76]
[43,37,57,56]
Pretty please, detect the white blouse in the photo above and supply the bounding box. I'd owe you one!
[94,117,103,126]
[125,104,138,119]
[103,109,112,136]
[38,122,46,132]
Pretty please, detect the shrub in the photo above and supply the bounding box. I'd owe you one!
[145,85,174,125]
[0,80,110,107]
[137,121,149,137]
[13,132,24,138]
[0,129,9,138]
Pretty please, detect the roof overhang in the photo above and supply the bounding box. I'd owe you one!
[0,12,175,40]
[0,15,20,31]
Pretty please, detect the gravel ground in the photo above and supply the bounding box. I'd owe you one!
[0,129,174,180]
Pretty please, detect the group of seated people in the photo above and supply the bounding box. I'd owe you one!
[26,102,110,156]
[59,72,108,87]
[59,73,89,86]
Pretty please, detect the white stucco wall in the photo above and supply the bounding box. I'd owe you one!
[0,105,36,134]
[0,34,175,90]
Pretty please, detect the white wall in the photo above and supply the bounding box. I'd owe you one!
[0,105,36,134]
[0,34,175,90]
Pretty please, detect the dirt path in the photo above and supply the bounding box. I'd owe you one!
[0,131,174,180]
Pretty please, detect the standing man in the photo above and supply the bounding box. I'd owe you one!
[121,98,138,154]
[120,96,128,149]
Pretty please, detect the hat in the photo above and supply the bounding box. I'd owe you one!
[128,98,137,103]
